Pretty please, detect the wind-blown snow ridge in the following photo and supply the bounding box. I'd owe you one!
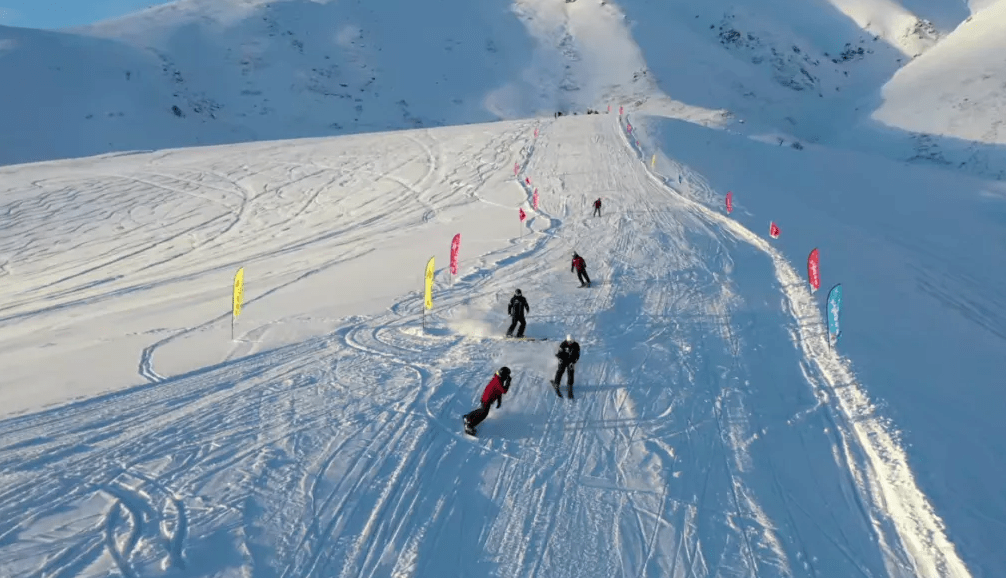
[622,111,972,578]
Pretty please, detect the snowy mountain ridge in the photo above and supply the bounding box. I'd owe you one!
[4,0,1006,179]
[0,0,549,166]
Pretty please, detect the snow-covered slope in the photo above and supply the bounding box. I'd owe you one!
[607,0,935,140]
[5,0,1005,179]
[0,123,543,415]
[1,0,1003,576]
[604,0,1006,177]
[0,109,985,578]
[849,0,1006,177]
[0,0,550,166]
[634,112,1006,578]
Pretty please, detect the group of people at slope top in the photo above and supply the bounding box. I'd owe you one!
[463,335,580,436]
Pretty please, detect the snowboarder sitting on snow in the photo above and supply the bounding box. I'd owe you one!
[464,366,512,436]
[551,335,580,399]
[506,289,530,338]
[571,251,591,287]
[593,198,602,217]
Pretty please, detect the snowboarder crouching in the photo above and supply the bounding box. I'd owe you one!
[506,289,530,338]
[551,336,580,398]
[464,366,512,436]
[571,252,591,287]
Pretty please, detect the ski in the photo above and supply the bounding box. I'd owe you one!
[550,380,562,398]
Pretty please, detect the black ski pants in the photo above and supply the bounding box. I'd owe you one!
[465,402,492,427]
[593,206,601,217]
[507,315,526,337]
[576,268,591,285]
[554,360,574,394]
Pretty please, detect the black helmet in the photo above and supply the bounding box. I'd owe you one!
[573,251,579,257]
[498,366,511,378]
[514,289,522,296]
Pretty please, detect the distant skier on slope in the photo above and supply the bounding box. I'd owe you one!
[551,335,580,399]
[463,366,512,436]
[593,198,602,217]
[506,289,530,338]
[571,251,591,287]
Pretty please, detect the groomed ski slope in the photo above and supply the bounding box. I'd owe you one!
[0,114,970,577]
[636,112,1006,578]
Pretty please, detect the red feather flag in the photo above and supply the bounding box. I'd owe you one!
[450,234,461,275]
[807,248,821,292]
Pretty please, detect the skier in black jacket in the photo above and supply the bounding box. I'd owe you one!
[506,289,530,338]
[551,335,580,398]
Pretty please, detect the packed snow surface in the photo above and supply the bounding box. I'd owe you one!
[1,0,1004,576]
[0,110,989,577]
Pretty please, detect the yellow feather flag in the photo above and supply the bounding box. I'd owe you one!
[424,257,435,310]
[651,154,656,168]
[233,267,244,318]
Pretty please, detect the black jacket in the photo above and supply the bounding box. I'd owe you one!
[556,340,580,364]
[508,294,529,318]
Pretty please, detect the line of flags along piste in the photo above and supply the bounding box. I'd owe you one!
[228,108,841,349]
[624,111,843,348]
[419,124,541,333]
[723,192,841,347]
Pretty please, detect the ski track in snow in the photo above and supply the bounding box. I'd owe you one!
[0,111,969,577]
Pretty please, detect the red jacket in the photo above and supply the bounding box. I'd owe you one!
[481,373,510,406]
[594,199,601,208]
[571,255,586,272]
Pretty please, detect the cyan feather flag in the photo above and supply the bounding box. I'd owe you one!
[827,283,843,342]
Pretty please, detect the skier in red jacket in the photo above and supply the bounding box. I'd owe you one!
[571,251,591,287]
[463,366,512,436]
[593,198,602,217]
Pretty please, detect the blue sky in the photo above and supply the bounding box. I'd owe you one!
[0,0,173,29]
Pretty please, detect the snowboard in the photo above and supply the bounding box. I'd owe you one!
[463,417,477,436]
[501,336,548,341]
